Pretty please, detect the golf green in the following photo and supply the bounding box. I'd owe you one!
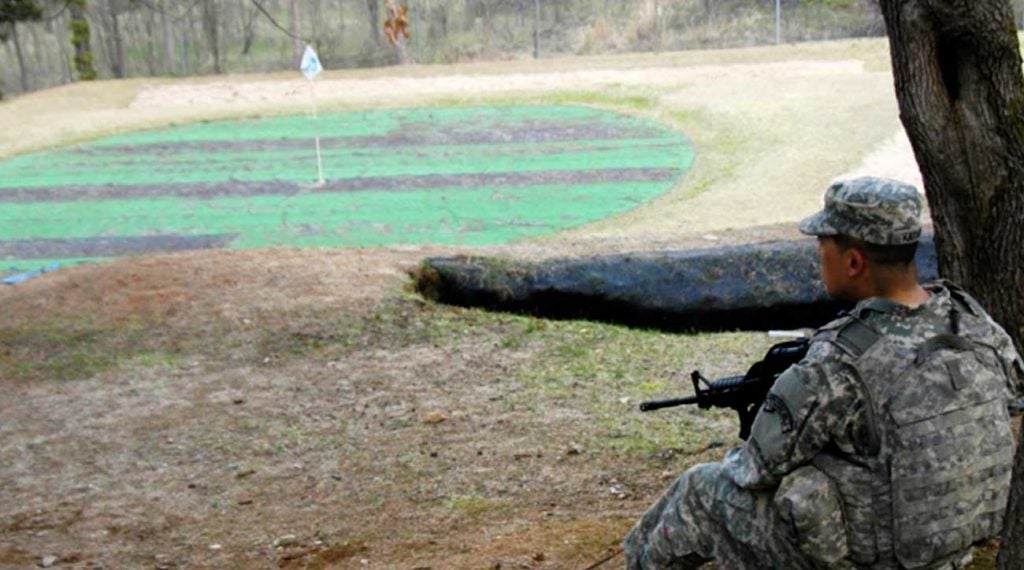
[0,105,694,273]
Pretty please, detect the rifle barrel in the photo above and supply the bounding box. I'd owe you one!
[639,396,699,412]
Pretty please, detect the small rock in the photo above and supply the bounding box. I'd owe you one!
[273,534,298,548]
[40,555,58,568]
[566,443,583,456]
[423,411,449,424]
[208,544,222,551]
[235,468,256,479]
[330,473,342,481]
[532,552,546,562]
[702,234,721,242]
[429,451,439,458]
[609,484,629,499]
[232,398,245,405]
[619,397,631,405]
[237,497,253,506]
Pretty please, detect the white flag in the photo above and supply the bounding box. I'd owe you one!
[300,45,323,80]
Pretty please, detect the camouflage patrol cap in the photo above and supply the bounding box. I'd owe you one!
[799,177,923,245]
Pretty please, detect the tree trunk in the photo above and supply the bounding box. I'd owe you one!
[241,0,256,56]
[57,12,73,83]
[108,8,124,78]
[143,9,157,76]
[877,2,1024,568]
[532,0,540,58]
[203,0,221,73]
[366,0,381,47]
[11,22,28,92]
[160,0,174,74]
[180,6,191,75]
[290,0,302,68]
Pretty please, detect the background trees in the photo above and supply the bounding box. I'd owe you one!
[0,0,898,97]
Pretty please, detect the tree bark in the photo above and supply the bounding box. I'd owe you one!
[877,1,1024,568]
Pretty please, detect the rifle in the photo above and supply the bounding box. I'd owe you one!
[640,338,810,440]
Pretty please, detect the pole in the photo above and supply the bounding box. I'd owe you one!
[775,0,781,45]
[309,79,324,186]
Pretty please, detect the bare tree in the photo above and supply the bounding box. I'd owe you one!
[365,0,380,47]
[240,0,257,55]
[532,0,539,57]
[289,0,301,67]
[202,0,221,73]
[876,1,1024,566]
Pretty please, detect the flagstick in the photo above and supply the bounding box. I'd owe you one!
[309,77,325,186]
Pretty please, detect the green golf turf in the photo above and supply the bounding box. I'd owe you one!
[0,105,694,274]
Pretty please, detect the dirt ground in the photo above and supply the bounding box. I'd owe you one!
[2,40,989,570]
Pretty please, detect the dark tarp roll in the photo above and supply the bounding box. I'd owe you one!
[415,236,939,332]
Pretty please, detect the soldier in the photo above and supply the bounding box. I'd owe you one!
[624,177,1024,569]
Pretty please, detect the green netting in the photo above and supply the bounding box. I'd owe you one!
[0,105,694,273]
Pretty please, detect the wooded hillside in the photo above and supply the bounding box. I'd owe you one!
[0,0,893,99]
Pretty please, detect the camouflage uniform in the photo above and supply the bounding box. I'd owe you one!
[624,178,1024,570]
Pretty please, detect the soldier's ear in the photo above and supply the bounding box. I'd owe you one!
[846,246,867,277]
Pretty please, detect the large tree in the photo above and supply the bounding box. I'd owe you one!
[877,1,1024,567]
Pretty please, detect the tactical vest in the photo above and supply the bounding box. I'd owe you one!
[813,285,1015,569]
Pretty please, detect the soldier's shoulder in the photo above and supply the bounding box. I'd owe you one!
[810,311,880,361]
[930,280,1014,339]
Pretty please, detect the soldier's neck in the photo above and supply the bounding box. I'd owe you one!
[859,265,930,308]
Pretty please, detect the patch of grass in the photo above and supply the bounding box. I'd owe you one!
[0,318,167,381]
[446,495,506,519]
